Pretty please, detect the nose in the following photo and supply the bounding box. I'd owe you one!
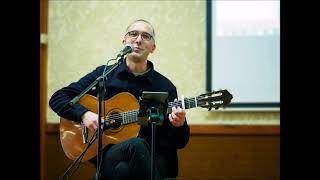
[133,34,143,43]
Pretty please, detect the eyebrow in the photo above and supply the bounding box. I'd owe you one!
[126,30,153,37]
[125,22,155,37]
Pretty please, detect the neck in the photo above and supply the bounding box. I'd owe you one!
[126,57,148,73]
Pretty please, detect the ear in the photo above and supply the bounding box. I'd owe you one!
[150,44,156,53]
[122,39,126,45]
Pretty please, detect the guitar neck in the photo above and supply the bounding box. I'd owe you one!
[105,90,230,127]
[106,97,198,126]
[167,96,198,113]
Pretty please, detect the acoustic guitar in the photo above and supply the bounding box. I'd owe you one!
[59,90,233,161]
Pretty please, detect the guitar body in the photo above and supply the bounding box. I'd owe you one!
[59,89,233,161]
[60,92,141,161]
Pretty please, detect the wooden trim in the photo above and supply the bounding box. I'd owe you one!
[46,123,279,135]
[40,0,48,180]
[40,0,48,33]
[190,124,279,135]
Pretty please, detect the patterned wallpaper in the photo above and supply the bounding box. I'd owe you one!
[47,0,279,124]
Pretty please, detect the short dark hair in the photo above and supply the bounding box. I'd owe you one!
[125,19,155,39]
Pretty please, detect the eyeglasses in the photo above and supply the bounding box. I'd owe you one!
[125,30,153,41]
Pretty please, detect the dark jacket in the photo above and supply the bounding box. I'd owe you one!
[49,59,190,178]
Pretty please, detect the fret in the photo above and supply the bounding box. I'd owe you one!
[167,96,198,113]
[105,110,139,126]
[121,110,139,125]
[124,111,129,124]
[123,112,126,124]
[127,112,130,124]
[185,97,196,109]
[186,98,190,109]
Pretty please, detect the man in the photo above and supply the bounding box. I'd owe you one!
[49,19,190,180]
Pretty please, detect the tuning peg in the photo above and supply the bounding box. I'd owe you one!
[208,107,212,111]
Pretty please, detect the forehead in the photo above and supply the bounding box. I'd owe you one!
[127,21,153,35]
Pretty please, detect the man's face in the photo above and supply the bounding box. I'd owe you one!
[123,21,156,61]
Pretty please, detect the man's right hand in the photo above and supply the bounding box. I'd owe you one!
[81,111,104,132]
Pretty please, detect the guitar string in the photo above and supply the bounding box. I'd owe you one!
[103,98,199,123]
[103,95,224,124]
[103,95,222,126]
[101,94,223,127]
[107,95,221,121]
[106,96,203,121]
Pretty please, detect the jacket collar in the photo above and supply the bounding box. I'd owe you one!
[114,58,155,84]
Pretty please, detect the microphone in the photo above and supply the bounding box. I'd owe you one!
[117,43,134,58]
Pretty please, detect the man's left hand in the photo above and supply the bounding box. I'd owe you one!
[169,99,186,127]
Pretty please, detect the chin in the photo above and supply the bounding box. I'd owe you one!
[128,54,144,63]
[128,53,141,58]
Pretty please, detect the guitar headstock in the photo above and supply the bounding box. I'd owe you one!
[197,89,233,111]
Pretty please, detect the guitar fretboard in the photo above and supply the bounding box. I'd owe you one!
[105,97,199,126]
[167,97,198,113]
[105,110,139,126]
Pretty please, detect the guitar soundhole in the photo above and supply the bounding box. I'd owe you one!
[108,112,123,129]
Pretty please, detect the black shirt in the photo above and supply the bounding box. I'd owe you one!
[49,58,190,178]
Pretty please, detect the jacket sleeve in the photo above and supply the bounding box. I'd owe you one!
[49,65,105,123]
